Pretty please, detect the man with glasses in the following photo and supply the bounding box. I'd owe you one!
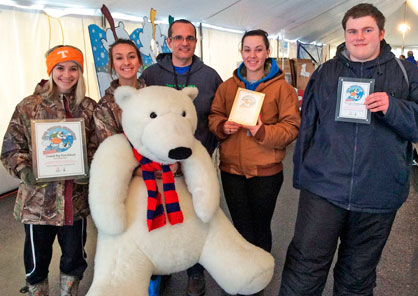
[141,19,222,296]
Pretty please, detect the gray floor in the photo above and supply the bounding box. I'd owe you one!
[1,143,418,295]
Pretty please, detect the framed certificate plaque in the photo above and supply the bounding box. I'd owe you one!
[31,118,88,182]
[335,77,375,124]
[228,88,265,126]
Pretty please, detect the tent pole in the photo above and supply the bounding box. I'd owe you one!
[199,23,203,60]
[101,14,106,29]
[276,38,280,59]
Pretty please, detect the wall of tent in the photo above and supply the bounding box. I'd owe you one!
[0,5,415,194]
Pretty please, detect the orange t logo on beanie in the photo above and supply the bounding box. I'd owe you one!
[46,46,84,75]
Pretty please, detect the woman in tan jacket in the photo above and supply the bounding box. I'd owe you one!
[209,30,300,287]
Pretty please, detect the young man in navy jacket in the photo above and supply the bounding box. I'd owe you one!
[280,3,418,295]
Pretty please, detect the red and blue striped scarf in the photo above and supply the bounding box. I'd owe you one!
[131,146,184,232]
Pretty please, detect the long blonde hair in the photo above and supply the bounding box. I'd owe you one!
[43,45,86,105]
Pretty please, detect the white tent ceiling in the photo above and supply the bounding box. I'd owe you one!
[5,0,418,47]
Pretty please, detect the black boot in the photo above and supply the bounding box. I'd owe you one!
[186,273,205,296]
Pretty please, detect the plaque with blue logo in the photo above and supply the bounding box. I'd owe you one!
[31,118,88,182]
[335,77,374,124]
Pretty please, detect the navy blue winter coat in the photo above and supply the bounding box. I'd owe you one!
[293,40,418,213]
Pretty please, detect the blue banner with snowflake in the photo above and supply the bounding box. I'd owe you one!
[88,19,170,97]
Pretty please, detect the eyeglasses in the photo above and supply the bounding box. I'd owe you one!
[170,35,197,42]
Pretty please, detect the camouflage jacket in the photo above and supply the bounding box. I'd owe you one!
[1,85,98,225]
[94,79,146,144]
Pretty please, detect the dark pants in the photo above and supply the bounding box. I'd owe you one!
[221,171,283,252]
[279,190,396,296]
[24,218,88,285]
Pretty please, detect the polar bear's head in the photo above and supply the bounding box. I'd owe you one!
[114,85,199,164]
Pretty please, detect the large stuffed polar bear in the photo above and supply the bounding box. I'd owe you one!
[87,86,274,295]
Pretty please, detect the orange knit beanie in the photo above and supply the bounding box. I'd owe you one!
[46,46,84,75]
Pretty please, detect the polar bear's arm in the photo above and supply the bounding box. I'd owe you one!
[89,134,138,234]
[181,140,220,222]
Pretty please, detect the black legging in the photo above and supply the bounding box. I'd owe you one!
[24,218,87,285]
[221,171,283,252]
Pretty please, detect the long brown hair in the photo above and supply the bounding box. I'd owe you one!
[108,39,143,76]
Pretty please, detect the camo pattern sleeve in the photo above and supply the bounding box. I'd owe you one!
[1,95,44,178]
[94,79,146,144]
[94,94,123,144]
[75,97,99,164]
[1,92,96,225]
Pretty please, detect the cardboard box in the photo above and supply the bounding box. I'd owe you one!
[276,58,296,87]
[293,59,315,90]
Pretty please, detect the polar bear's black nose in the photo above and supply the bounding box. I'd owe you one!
[168,147,192,160]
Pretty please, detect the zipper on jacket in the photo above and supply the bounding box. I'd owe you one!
[239,126,244,171]
[348,63,364,210]
[348,123,359,210]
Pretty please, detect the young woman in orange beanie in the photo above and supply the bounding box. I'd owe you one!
[1,45,98,296]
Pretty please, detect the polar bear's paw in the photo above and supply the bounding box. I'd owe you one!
[228,249,274,295]
[236,267,274,295]
[192,188,218,223]
[92,203,127,235]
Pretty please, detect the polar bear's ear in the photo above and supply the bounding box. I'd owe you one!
[181,87,199,101]
[114,86,137,110]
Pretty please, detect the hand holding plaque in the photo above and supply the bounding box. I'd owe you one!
[364,92,389,114]
[228,88,265,126]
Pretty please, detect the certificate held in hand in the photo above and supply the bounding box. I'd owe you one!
[31,118,89,182]
[228,88,265,126]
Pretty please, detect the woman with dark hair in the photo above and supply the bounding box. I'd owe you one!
[209,30,300,294]
[1,45,98,295]
[94,38,146,142]
[93,39,170,295]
